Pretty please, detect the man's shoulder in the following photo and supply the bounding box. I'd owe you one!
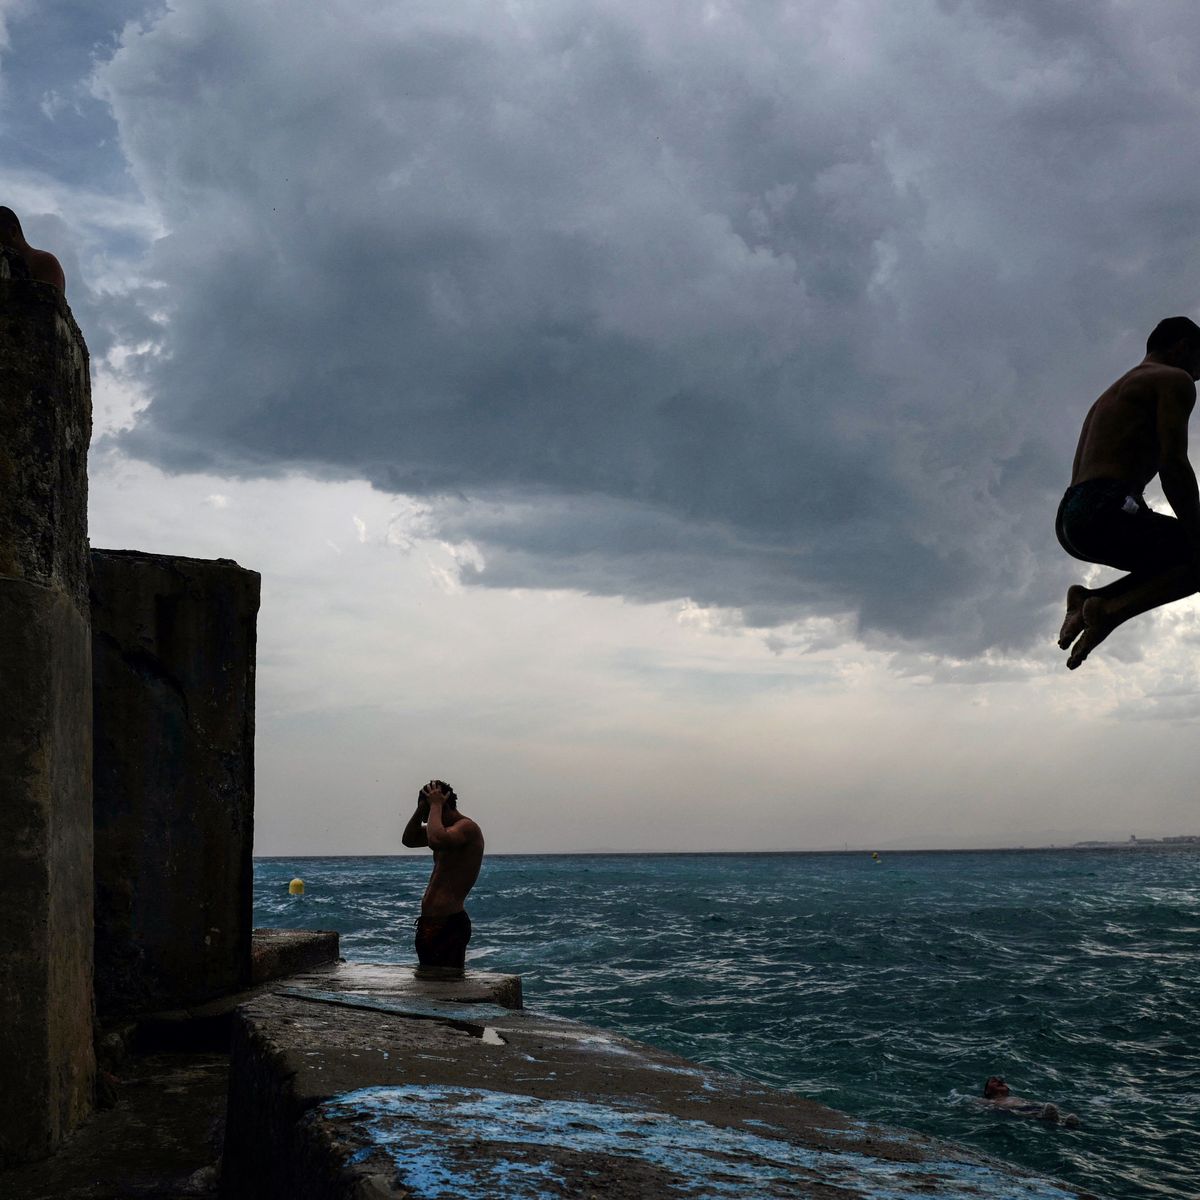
[1140,363,1196,397]
[454,814,483,840]
[1112,364,1194,409]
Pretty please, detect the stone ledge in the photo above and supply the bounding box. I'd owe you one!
[252,928,341,985]
[134,959,521,1056]
[221,981,1089,1200]
[277,960,523,1011]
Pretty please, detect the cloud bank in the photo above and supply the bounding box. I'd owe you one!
[92,0,1200,656]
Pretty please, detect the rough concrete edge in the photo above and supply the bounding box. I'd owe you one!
[252,930,342,985]
[219,970,523,1199]
[221,1007,347,1200]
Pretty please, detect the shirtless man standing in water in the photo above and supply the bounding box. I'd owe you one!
[1056,316,1200,669]
[401,780,484,973]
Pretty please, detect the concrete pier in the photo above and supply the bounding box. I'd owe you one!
[91,550,261,1019]
[223,970,1088,1200]
[0,256,95,1164]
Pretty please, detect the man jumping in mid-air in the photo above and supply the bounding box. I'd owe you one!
[1057,316,1200,669]
[401,779,484,974]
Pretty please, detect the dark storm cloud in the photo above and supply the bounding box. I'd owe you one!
[92,0,1200,654]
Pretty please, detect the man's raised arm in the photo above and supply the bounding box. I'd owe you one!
[401,793,429,847]
[1157,373,1200,579]
[425,785,478,849]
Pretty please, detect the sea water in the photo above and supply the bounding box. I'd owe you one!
[254,848,1200,1199]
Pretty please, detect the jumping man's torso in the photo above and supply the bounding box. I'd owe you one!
[1071,363,1190,491]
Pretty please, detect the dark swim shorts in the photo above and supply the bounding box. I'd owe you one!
[414,910,471,969]
[1056,479,1190,574]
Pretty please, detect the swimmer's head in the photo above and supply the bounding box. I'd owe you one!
[982,1076,1009,1099]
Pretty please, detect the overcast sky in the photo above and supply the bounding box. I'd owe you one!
[5,0,1200,854]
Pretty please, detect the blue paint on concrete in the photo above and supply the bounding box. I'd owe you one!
[322,1085,1081,1199]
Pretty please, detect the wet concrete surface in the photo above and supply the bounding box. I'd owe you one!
[223,986,1093,1199]
[279,960,525,1010]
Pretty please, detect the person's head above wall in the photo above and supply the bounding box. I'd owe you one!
[0,206,23,246]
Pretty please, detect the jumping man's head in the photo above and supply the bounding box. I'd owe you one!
[1146,316,1200,380]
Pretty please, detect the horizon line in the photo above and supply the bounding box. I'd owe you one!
[253,838,1200,860]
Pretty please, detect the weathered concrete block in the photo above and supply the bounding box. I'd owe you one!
[252,929,342,985]
[0,583,94,1164]
[91,550,260,1020]
[0,254,91,608]
[0,263,94,1165]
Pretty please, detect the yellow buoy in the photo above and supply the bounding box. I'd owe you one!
[288,878,305,895]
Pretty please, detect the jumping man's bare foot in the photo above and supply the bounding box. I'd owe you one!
[1058,585,1089,650]
[1066,596,1116,670]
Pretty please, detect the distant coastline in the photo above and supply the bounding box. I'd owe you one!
[256,836,1200,859]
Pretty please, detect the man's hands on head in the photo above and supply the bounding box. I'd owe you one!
[421,779,455,808]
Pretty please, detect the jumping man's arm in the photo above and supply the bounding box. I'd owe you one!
[1157,373,1200,575]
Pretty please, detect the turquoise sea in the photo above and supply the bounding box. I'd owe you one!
[254,848,1200,1199]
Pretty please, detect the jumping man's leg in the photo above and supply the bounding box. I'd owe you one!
[1058,574,1148,650]
[1067,563,1199,669]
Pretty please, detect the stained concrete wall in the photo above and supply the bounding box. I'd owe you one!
[0,251,95,1164]
[91,550,260,1020]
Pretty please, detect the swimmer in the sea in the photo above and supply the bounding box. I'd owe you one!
[979,1076,1080,1128]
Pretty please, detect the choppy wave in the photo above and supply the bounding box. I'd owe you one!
[255,848,1200,1199]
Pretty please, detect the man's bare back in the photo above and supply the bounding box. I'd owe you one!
[401,779,484,971]
[1055,317,1200,669]
[1070,363,1190,492]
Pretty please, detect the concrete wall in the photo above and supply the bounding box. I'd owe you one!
[0,255,95,1164]
[91,550,260,1020]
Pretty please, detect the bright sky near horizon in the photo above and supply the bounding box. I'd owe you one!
[5,1,1200,854]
